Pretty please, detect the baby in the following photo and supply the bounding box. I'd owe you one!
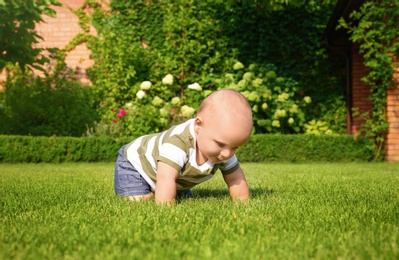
[114,89,253,203]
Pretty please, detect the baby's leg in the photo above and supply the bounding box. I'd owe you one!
[114,145,153,201]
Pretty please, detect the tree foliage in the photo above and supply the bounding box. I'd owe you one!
[0,0,59,71]
[217,1,342,110]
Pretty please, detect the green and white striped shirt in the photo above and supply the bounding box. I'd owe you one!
[125,119,239,191]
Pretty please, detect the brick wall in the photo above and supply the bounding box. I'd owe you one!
[386,70,399,161]
[36,0,96,85]
[352,46,399,161]
[351,50,373,134]
[0,0,95,85]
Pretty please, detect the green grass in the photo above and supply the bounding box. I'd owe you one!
[1,163,398,259]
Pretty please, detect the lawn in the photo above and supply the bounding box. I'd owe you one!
[1,162,398,259]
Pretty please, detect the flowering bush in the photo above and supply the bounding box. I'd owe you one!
[86,1,346,137]
[92,73,207,137]
[91,62,324,137]
[214,62,313,134]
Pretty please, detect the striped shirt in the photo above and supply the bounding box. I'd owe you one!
[124,118,239,191]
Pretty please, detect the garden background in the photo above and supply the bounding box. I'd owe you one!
[1,0,399,161]
[0,0,349,157]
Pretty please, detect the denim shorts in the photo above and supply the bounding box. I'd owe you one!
[114,145,152,197]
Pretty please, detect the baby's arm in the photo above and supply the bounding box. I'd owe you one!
[223,166,250,201]
[155,161,179,204]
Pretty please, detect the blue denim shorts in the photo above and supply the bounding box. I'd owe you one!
[114,145,152,197]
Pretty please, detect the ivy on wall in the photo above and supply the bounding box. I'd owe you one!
[339,0,399,159]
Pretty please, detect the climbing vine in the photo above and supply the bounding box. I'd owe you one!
[339,0,399,160]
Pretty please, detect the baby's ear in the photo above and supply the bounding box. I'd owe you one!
[194,117,203,132]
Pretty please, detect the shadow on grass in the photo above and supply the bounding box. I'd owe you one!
[190,187,275,199]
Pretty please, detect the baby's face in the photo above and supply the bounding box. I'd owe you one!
[195,115,251,163]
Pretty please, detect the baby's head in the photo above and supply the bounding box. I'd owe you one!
[194,89,253,163]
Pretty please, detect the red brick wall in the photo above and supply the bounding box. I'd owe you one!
[385,70,399,161]
[35,0,96,85]
[351,50,373,134]
[351,46,399,161]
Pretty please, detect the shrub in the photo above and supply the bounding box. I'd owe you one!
[237,134,375,162]
[87,0,237,137]
[0,135,131,163]
[85,1,346,137]
[89,72,211,137]
[214,63,313,134]
[0,59,99,137]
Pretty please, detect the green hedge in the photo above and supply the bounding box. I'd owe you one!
[236,135,375,162]
[0,135,131,163]
[0,134,374,163]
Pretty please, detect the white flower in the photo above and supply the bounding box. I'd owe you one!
[136,90,145,99]
[243,72,253,81]
[252,78,263,87]
[159,108,168,117]
[244,91,260,102]
[277,93,290,102]
[188,82,202,91]
[272,120,280,128]
[261,103,268,110]
[181,105,195,117]
[140,81,152,90]
[225,73,235,80]
[252,105,258,113]
[125,102,133,108]
[304,96,312,104]
[171,97,180,105]
[237,79,247,88]
[289,104,298,113]
[159,118,168,124]
[233,62,244,70]
[274,109,286,118]
[262,90,272,100]
[248,64,256,71]
[152,96,164,106]
[162,74,173,85]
